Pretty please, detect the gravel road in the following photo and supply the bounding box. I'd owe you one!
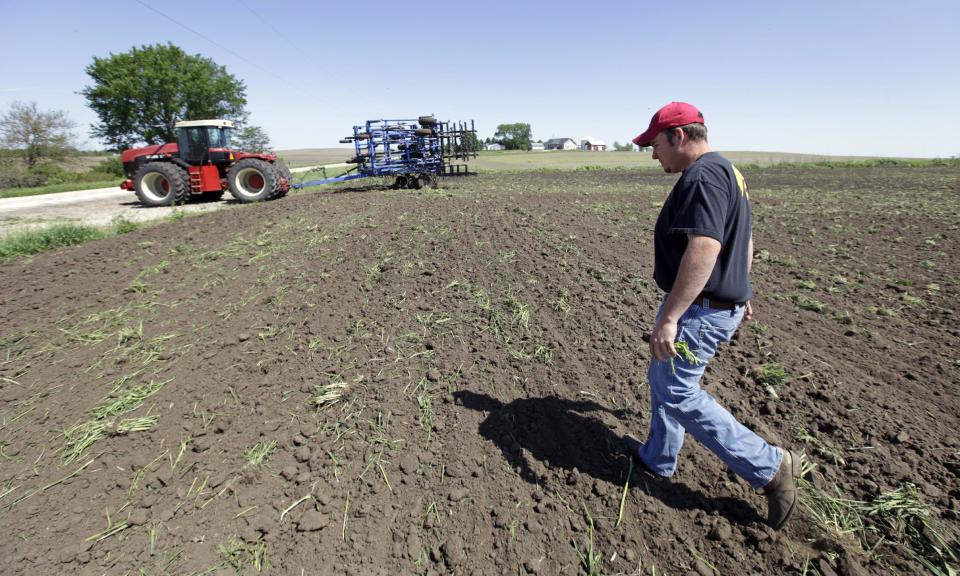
[0,186,227,236]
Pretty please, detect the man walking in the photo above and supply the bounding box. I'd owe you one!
[624,102,798,530]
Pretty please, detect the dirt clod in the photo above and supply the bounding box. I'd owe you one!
[296,510,329,532]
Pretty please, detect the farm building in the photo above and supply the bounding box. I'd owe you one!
[485,143,504,151]
[580,137,606,151]
[530,141,544,151]
[544,137,578,150]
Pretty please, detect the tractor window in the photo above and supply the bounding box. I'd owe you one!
[188,128,205,150]
[207,127,224,149]
[178,127,208,164]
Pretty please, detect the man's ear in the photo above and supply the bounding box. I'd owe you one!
[670,127,685,147]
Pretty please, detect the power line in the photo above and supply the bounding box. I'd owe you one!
[132,0,343,116]
[238,0,322,69]
[237,1,371,116]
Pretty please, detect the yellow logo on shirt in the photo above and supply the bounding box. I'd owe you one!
[732,165,748,199]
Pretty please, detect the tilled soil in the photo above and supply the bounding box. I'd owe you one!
[1,167,958,575]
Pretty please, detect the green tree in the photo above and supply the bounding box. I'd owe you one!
[81,43,247,150]
[457,131,482,154]
[612,141,635,152]
[233,125,272,153]
[494,123,532,151]
[0,101,76,167]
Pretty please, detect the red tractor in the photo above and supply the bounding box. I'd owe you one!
[119,119,292,206]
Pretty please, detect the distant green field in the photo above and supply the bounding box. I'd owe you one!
[468,149,899,171]
[274,148,916,173]
[275,148,354,168]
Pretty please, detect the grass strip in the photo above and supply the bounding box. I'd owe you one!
[0,217,144,261]
[0,223,106,259]
[0,180,118,199]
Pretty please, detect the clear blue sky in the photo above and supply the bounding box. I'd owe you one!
[3,0,959,157]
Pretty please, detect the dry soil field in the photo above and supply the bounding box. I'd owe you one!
[1,166,958,575]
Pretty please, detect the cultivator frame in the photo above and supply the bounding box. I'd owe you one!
[294,116,477,190]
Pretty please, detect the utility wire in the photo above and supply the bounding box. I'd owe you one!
[132,0,345,116]
[238,0,322,69]
[237,0,369,113]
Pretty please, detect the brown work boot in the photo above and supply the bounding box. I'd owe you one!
[619,434,659,477]
[763,449,799,530]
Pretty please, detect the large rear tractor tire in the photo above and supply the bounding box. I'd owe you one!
[226,158,282,202]
[133,162,190,207]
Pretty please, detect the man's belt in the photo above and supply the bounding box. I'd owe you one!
[692,295,740,310]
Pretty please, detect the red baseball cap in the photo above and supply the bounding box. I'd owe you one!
[632,102,705,146]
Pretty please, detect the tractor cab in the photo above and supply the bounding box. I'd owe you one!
[174,119,235,165]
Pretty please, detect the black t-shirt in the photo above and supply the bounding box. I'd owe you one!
[653,152,752,303]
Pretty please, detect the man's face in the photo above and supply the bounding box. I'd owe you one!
[650,130,679,173]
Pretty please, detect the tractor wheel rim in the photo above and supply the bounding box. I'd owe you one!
[141,172,171,201]
[235,167,266,197]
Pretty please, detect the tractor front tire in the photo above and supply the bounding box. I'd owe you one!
[133,162,190,207]
[227,158,282,202]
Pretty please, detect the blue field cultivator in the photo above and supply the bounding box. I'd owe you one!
[294,116,478,190]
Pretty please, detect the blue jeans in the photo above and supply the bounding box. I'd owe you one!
[639,297,782,489]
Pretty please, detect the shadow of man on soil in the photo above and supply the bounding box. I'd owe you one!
[454,390,763,525]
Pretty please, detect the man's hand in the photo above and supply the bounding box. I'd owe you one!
[650,317,678,361]
[744,300,753,322]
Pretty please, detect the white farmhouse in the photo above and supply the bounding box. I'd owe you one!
[544,138,578,150]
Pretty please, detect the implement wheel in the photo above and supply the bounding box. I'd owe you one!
[418,116,437,127]
[133,162,189,207]
[415,128,433,137]
[226,158,282,202]
[418,174,437,189]
[273,161,293,198]
[392,175,408,190]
